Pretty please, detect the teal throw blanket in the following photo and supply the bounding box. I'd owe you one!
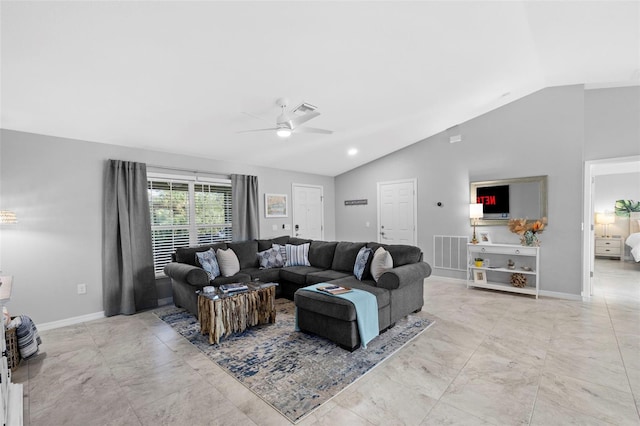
[297,283,379,349]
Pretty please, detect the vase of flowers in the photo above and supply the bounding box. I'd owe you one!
[508,217,547,246]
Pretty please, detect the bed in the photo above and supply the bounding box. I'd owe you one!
[626,212,640,262]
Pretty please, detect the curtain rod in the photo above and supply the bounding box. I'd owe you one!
[146,164,230,179]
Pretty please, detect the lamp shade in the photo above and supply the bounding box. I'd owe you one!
[0,210,17,224]
[469,203,484,219]
[595,212,615,225]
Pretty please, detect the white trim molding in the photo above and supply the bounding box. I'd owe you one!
[37,311,105,331]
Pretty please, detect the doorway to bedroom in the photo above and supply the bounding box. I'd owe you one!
[583,156,640,299]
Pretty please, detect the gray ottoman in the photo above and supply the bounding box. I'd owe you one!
[294,288,390,351]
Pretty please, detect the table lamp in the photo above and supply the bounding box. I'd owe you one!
[469,203,483,244]
[595,211,614,237]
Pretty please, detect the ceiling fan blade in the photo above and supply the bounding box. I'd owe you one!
[295,126,333,135]
[236,127,278,134]
[289,111,320,128]
[242,111,271,123]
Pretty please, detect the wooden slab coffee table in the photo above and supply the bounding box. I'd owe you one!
[198,282,277,344]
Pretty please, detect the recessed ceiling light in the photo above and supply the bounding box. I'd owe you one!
[348,148,358,156]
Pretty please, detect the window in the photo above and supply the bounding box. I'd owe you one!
[148,175,232,276]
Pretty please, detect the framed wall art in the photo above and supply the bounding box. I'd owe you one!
[265,193,288,218]
[478,231,492,244]
[473,269,487,284]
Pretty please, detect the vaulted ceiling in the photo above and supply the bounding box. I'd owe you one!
[2,1,638,176]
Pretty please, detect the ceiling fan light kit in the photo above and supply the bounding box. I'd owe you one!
[276,126,292,138]
[240,98,333,138]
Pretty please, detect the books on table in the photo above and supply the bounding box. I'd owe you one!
[317,285,352,295]
[220,283,249,293]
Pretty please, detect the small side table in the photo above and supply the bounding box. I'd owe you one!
[198,283,277,344]
[595,236,623,260]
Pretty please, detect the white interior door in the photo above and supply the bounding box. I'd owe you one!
[377,179,417,245]
[292,184,324,240]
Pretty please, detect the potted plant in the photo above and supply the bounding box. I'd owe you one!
[474,258,484,267]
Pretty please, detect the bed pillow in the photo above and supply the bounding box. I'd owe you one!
[216,248,240,277]
[353,247,373,280]
[195,248,220,280]
[370,247,393,282]
[257,247,285,269]
[285,243,311,267]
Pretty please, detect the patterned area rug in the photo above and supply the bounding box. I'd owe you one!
[155,299,433,423]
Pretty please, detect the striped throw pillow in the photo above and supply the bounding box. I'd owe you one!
[285,243,311,267]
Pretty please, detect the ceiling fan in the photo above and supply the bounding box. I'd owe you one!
[239,98,333,138]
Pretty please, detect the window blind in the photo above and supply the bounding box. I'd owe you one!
[147,178,232,276]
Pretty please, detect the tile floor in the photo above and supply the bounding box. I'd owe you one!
[14,258,640,425]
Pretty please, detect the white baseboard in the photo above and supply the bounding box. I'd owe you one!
[428,275,583,300]
[37,311,105,331]
[538,290,583,301]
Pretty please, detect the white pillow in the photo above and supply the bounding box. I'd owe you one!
[216,248,240,277]
[370,247,393,282]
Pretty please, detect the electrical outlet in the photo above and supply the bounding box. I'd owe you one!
[77,283,87,295]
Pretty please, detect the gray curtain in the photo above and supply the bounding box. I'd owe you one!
[231,174,259,241]
[103,160,158,316]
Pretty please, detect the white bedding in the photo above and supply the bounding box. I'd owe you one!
[626,232,640,262]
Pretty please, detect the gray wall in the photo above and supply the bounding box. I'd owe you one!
[584,87,640,160]
[335,85,640,296]
[0,130,335,324]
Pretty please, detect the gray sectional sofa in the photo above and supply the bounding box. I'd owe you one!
[163,236,431,348]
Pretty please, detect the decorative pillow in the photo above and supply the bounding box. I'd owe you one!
[195,248,220,280]
[353,247,373,280]
[272,243,288,265]
[216,248,240,277]
[257,247,285,269]
[371,247,393,282]
[285,243,311,267]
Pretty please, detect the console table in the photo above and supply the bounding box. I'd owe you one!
[0,276,23,425]
[467,244,540,298]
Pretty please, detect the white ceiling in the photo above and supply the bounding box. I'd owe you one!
[2,1,639,177]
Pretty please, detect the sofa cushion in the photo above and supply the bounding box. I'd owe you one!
[285,243,311,267]
[331,242,367,272]
[295,278,390,321]
[195,248,220,280]
[210,273,251,286]
[305,269,351,285]
[175,243,227,266]
[216,248,241,277]
[280,265,324,285]
[308,241,338,269]
[228,241,259,269]
[288,237,312,246]
[241,267,281,283]
[256,235,290,251]
[257,247,285,269]
[367,243,422,267]
[325,276,390,309]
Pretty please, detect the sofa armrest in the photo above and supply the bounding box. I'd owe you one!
[376,262,432,290]
[163,262,209,286]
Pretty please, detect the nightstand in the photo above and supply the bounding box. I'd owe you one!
[595,236,623,260]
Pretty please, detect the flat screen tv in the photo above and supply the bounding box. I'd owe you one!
[476,185,510,216]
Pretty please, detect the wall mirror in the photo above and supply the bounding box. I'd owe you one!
[470,175,548,226]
